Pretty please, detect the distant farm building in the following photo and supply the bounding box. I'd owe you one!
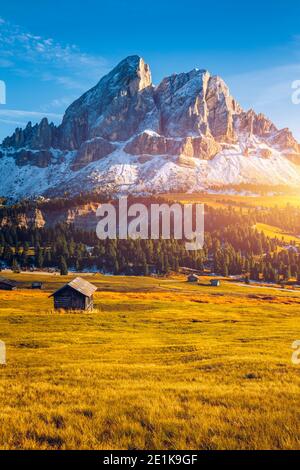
[210,279,221,287]
[187,274,199,283]
[32,282,43,289]
[0,277,17,291]
[50,277,97,311]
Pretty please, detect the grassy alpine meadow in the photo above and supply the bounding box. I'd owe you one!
[0,273,300,450]
[255,223,300,246]
[163,191,300,209]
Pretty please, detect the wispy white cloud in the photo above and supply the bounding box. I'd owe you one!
[226,63,300,108]
[225,63,300,139]
[0,17,108,140]
[0,108,63,126]
[0,118,27,126]
[0,17,109,91]
[48,96,74,108]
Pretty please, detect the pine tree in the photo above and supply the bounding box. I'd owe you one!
[164,254,170,274]
[141,253,149,276]
[36,248,44,269]
[75,259,80,272]
[12,258,19,272]
[221,259,229,277]
[59,256,68,276]
[114,259,120,275]
[284,265,291,281]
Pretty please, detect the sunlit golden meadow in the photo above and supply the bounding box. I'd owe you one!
[0,273,299,450]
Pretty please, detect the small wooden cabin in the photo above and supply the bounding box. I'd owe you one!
[50,277,97,311]
[210,279,221,287]
[187,274,199,283]
[0,277,17,291]
[32,282,43,289]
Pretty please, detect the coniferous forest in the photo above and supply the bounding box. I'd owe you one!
[0,198,300,283]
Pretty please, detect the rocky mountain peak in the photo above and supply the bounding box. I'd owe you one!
[1,55,300,201]
[94,55,152,96]
[58,55,155,148]
[2,117,58,150]
[114,55,152,93]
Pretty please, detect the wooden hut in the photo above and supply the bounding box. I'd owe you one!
[32,282,43,289]
[0,277,17,291]
[50,277,97,311]
[187,274,199,283]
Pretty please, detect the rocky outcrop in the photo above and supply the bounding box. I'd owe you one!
[125,132,221,160]
[154,69,211,137]
[33,209,46,228]
[177,155,196,168]
[59,61,243,153]
[125,132,180,156]
[71,138,116,170]
[267,128,300,153]
[0,204,98,230]
[179,136,221,160]
[154,70,241,142]
[0,208,45,229]
[253,113,277,136]
[205,76,241,142]
[59,56,157,149]
[235,110,277,137]
[13,149,54,168]
[2,119,59,150]
[3,54,299,163]
[257,148,273,159]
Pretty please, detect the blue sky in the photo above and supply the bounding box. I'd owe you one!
[0,0,300,141]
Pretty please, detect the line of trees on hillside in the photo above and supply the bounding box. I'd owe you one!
[0,203,300,281]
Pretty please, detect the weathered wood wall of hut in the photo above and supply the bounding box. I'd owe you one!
[0,282,15,291]
[54,286,86,310]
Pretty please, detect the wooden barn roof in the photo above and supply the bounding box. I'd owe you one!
[0,276,17,287]
[50,277,97,298]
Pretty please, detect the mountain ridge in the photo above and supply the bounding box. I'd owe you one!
[1,55,300,201]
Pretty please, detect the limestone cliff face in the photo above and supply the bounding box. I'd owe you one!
[0,209,45,229]
[235,110,277,136]
[3,54,299,160]
[0,204,99,230]
[71,138,116,170]
[59,56,156,148]
[124,132,221,160]
[154,70,241,142]
[3,119,59,150]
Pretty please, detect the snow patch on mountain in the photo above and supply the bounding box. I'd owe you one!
[1,135,300,201]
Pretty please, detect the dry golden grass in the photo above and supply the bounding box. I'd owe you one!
[0,274,300,450]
